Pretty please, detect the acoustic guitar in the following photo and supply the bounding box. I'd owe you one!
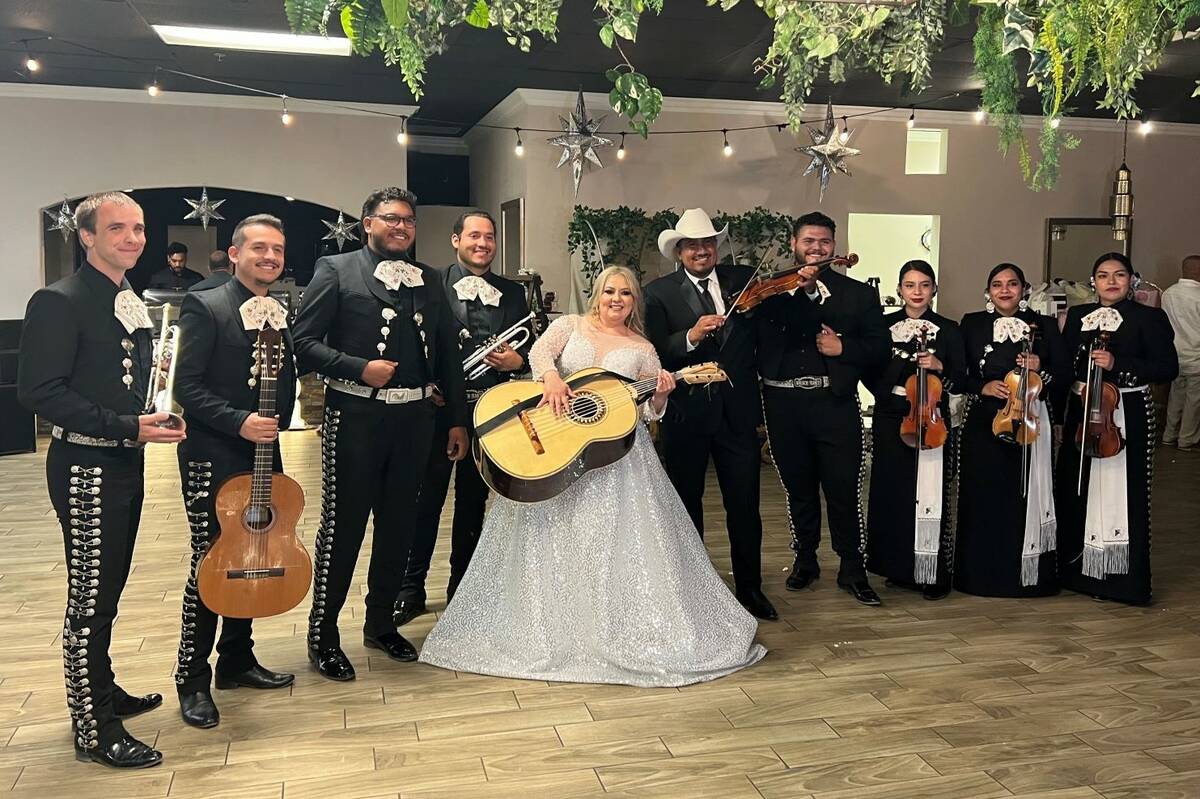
[197,328,312,618]
[474,362,727,503]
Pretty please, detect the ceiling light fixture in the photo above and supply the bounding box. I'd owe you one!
[151,24,352,56]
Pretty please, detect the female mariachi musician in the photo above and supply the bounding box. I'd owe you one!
[955,263,1069,597]
[866,261,966,600]
[1055,253,1178,605]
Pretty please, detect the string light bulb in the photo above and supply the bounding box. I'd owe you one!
[1050,117,1061,129]
[1139,120,1153,135]
[838,116,850,144]
[396,115,409,145]
[280,96,293,126]
[974,107,985,122]
[147,79,160,97]
[617,132,626,160]
[906,108,915,129]
[722,129,732,157]
[24,51,40,73]
[513,128,524,157]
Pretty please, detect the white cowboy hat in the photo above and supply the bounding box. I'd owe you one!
[657,208,728,261]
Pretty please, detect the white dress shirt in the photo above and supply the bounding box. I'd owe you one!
[1163,277,1200,375]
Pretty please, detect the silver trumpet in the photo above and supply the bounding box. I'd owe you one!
[462,312,535,380]
[145,306,185,430]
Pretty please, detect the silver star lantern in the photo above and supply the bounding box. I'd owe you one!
[547,90,612,198]
[795,100,861,201]
[321,211,360,251]
[183,187,226,230]
[44,199,77,242]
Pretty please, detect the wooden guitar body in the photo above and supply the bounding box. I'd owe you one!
[474,367,640,503]
[197,471,312,619]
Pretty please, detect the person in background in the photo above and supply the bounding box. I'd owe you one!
[148,242,204,291]
[189,250,235,292]
[1162,255,1200,451]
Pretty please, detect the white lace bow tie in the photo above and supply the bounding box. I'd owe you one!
[890,318,939,344]
[993,315,1030,343]
[239,295,289,331]
[1081,306,1123,332]
[113,289,152,334]
[374,260,424,291]
[453,275,502,307]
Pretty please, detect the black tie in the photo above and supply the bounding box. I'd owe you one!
[696,278,717,316]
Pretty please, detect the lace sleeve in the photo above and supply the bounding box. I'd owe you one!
[638,341,667,422]
[528,314,575,380]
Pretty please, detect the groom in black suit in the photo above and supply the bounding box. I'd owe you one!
[644,208,776,621]
[756,211,889,606]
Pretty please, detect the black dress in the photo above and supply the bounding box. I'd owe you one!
[1055,299,1178,604]
[867,309,966,588]
[955,309,1069,597]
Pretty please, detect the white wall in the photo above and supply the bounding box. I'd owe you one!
[468,89,1200,321]
[0,84,414,319]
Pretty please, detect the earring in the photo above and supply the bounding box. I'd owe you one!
[985,299,996,314]
[1018,298,1029,312]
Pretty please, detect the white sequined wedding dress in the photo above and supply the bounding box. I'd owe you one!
[419,314,766,687]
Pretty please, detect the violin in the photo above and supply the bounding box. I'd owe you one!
[992,325,1043,446]
[730,253,859,314]
[1075,330,1123,491]
[900,327,947,450]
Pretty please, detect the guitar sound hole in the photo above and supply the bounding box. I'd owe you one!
[243,505,275,532]
[567,391,607,425]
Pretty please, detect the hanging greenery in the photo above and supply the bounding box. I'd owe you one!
[284,0,1200,190]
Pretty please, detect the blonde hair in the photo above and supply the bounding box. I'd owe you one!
[587,266,645,335]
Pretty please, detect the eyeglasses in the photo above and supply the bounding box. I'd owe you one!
[369,213,417,228]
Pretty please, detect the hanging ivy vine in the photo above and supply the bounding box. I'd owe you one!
[284,0,1200,190]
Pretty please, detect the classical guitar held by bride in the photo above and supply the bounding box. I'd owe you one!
[474,362,728,503]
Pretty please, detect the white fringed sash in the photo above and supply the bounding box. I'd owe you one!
[913,446,944,584]
[1021,398,1057,586]
[1079,385,1146,579]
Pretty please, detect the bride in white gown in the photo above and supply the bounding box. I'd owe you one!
[419,266,766,687]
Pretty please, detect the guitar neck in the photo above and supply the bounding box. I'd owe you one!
[251,376,275,507]
[628,368,697,404]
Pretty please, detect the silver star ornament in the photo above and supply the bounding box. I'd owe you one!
[547,90,612,198]
[183,187,226,229]
[45,199,77,242]
[795,100,860,201]
[321,211,360,251]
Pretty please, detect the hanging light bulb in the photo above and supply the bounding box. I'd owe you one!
[513,128,524,157]
[24,52,41,73]
[974,107,985,123]
[396,115,409,145]
[838,116,851,144]
[617,132,626,160]
[722,129,732,157]
[147,70,161,97]
[280,96,293,126]
[1139,120,1153,135]
[1050,117,1061,129]
[906,107,916,129]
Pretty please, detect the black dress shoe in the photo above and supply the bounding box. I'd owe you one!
[785,559,820,591]
[113,692,162,719]
[393,596,428,627]
[838,578,882,606]
[736,588,779,621]
[922,584,951,601]
[363,631,418,663]
[179,691,220,729]
[75,735,163,768]
[308,646,356,681]
[215,664,295,690]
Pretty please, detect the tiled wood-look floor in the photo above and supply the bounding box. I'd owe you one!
[1,431,1198,798]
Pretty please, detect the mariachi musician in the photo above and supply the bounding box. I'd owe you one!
[172,214,297,729]
[18,192,185,768]
[755,211,890,606]
[397,210,532,625]
[1055,253,1177,605]
[294,187,468,681]
[865,260,966,600]
[955,263,1068,598]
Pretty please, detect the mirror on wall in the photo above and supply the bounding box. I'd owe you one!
[1044,217,1129,284]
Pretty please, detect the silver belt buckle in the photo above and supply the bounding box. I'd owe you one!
[798,376,823,389]
[382,388,406,404]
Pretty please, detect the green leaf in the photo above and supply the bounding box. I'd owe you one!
[466,0,490,29]
[1194,80,1200,98]
[638,86,663,123]
[758,73,776,89]
[599,22,615,49]
[811,32,839,60]
[340,5,357,44]
[381,0,409,29]
[613,11,638,40]
[605,67,621,82]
